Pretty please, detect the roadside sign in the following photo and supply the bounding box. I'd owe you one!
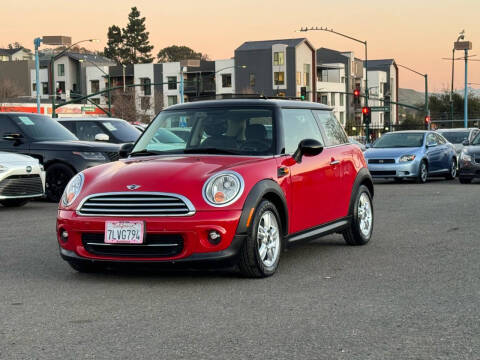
[81,106,95,112]
[370,106,390,112]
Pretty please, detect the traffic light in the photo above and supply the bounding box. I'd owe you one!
[424,115,431,129]
[353,88,360,106]
[362,106,371,125]
[300,87,307,100]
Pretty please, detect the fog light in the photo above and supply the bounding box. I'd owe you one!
[60,230,69,243]
[208,230,221,245]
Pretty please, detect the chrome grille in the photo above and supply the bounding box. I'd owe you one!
[0,175,43,197]
[368,159,395,164]
[77,192,195,216]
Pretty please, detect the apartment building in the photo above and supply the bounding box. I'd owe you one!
[234,38,316,101]
[0,48,33,62]
[317,63,347,125]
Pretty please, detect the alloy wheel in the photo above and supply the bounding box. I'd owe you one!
[358,192,373,237]
[257,211,280,268]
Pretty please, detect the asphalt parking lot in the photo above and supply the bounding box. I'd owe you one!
[0,179,479,359]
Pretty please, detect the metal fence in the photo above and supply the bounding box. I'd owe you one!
[345,123,425,143]
[430,119,480,129]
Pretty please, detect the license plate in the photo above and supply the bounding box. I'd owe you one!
[105,221,144,244]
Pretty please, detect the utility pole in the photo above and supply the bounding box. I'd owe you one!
[454,38,472,128]
[34,38,43,114]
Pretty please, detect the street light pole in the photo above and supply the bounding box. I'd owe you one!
[464,48,468,128]
[50,39,98,118]
[34,37,43,114]
[298,27,369,138]
[397,63,429,127]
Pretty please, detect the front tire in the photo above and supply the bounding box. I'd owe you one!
[46,163,75,202]
[0,199,29,207]
[238,200,282,278]
[445,158,457,180]
[416,160,428,183]
[343,185,373,246]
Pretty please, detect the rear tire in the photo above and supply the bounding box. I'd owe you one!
[459,177,472,184]
[238,200,283,278]
[68,261,102,273]
[343,185,373,246]
[416,160,428,184]
[445,158,457,180]
[0,199,29,207]
[46,163,75,202]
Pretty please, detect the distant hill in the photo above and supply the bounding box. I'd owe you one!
[399,88,425,106]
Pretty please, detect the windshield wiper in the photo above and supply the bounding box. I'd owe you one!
[129,149,165,157]
[183,147,241,155]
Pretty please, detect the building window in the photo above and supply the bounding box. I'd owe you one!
[141,78,151,95]
[320,95,328,105]
[331,93,336,106]
[141,96,150,110]
[249,73,255,87]
[168,95,178,106]
[167,76,177,90]
[296,72,301,86]
[304,64,310,87]
[58,64,65,76]
[32,83,36,92]
[340,94,344,106]
[340,112,344,123]
[277,91,286,97]
[90,80,100,94]
[274,72,285,85]
[273,52,284,66]
[222,74,232,88]
[42,82,48,95]
[341,76,345,83]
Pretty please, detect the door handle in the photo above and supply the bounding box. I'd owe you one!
[330,160,340,165]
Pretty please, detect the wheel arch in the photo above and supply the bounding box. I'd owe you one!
[44,160,78,174]
[236,179,289,238]
[348,168,374,216]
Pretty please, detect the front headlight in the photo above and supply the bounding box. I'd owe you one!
[73,151,106,161]
[0,165,8,173]
[203,171,244,207]
[61,173,84,207]
[400,154,416,162]
[461,152,472,162]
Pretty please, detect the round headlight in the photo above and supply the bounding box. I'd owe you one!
[61,173,84,207]
[203,171,244,207]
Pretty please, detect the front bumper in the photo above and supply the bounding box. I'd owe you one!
[367,160,419,178]
[0,167,46,200]
[57,209,245,266]
[458,160,480,179]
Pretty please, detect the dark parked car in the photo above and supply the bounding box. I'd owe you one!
[57,118,141,144]
[458,132,480,183]
[436,128,479,157]
[0,113,120,201]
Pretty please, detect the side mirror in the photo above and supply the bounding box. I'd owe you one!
[293,139,323,163]
[95,133,110,142]
[119,142,134,158]
[462,139,470,146]
[426,141,437,148]
[3,133,23,141]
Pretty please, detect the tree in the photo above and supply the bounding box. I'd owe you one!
[111,89,137,122]
[8,42,23,49]
[103,25,124,64]
[157,45,209,63]
[122,7,154,64]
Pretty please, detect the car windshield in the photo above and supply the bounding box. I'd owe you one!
[437,131,469,144]
[372,133,424,148]
[100,120,141,143]
[10,114,78,141]
[132,107,275,156]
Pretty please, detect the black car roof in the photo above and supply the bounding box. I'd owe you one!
[164,99,332,111]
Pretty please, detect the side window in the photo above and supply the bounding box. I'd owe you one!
[426,133,437,146]
[281,109,323,154]
[313,110,348,146]
[435,134,446,144]
[76,121,105,142]
[60,121,76,134]
[0,116,21,141]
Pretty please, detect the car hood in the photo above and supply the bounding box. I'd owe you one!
[464,144,480,154]
[30,140,120,152]
[0,151,39,166]
[77,154,277,211]
[364,147,422,158]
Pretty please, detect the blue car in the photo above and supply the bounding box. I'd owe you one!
[364,131,457,183]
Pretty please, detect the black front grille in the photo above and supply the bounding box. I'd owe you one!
[368,159,395,164]
[0,175,43,197]
[370,170,396,176]
[78,192,194,216]
[82,233,184,257]
[107,152,120,161]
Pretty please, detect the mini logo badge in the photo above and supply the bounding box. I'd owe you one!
[379,160,384,164]
[26,166,32,173]
[126,184,141,190]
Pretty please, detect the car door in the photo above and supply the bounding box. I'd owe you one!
[425,133,442,172]
[0,114,30,154]
[277,108,338,234]
[434,133,450,171]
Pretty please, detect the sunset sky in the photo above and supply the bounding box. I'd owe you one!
[1,0,479,92]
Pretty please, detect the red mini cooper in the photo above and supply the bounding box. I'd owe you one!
[57,99,374,277]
